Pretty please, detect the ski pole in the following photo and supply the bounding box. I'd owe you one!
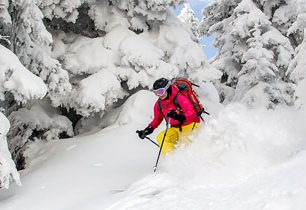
[144,136,159,147]
[136,130,159,147]
[153,118,171,172]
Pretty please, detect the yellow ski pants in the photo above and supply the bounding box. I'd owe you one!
[157,122,200,155]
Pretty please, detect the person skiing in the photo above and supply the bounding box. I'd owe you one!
[137,78,201,154]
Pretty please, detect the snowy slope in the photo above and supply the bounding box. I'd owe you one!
[1,91,306,210]
[108,151,306,210]
[0,123,159,210]
[108,105,306,210]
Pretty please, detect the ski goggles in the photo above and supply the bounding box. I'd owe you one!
[153,80,171,96]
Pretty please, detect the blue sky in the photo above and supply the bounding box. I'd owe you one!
[175,0,218,60]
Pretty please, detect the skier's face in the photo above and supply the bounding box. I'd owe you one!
[159,92,168,100]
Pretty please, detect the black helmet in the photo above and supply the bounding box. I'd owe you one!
[153,78,170,90]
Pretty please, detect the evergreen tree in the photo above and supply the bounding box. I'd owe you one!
[291,36,306,108]
[287,0,306,83]
[286,0,306,47]
[11,0,71,107]
[0,0,74,170]
[200,0,296,108]
[38,0,219,117]
[258,0,305,48]
[287,30,306,107]
[199,0,241,103]
[0,0,11,48]
[0,43,47,188]
[178,2,200,42]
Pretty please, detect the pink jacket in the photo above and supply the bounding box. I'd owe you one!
[149,86,200,129]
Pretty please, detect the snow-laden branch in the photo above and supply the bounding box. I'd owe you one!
[0,45,47,103]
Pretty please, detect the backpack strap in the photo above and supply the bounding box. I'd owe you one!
[173,92,185,131]
[173,92,183,112]
[175,92,207,122]
[158,94,183,130]
[158,92,182,116]
[157,100,166,120]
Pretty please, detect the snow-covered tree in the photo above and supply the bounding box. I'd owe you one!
[11,0,71,106]
[288,30,306,83]
[260,0,305,49]
[0,0,73,170]
[39,0,94,23]
[178,2,200,42]
[8,104,73,170]
[0,44,48,187]
[39,0,219,118]
[287,29,306,108]
[199,0,241,103]
[0,112,21,189]
[200,0,296,108]
[0,43,73,170]
[287,0,306,47]
[0,0,11,47]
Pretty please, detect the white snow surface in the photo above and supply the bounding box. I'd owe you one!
[1,91,306,209]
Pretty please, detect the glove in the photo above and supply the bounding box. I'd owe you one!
[136,125,154,139]
[167,110,186,123]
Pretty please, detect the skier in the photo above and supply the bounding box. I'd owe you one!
[137,78,201,154]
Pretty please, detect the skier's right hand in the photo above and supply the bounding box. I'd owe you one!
[136,125,154,139]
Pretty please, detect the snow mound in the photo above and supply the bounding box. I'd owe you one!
[116,90,157,126]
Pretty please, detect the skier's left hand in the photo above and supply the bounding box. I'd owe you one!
[167,110,186,123]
